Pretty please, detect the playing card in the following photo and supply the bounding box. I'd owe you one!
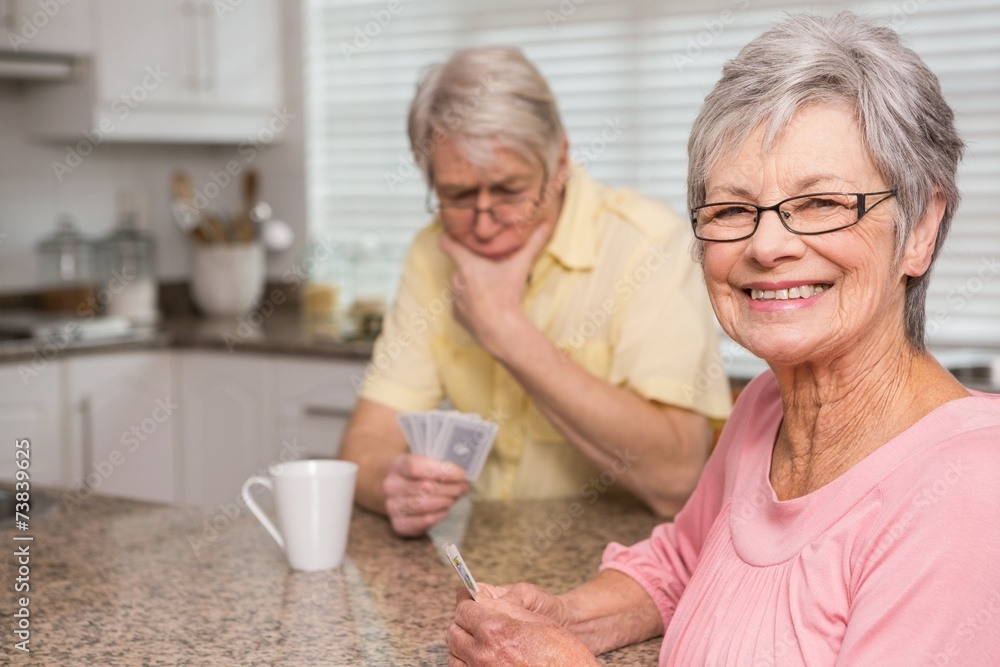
[443,542,479,600]
[396,413,417,453]
[425,411,436,454]
[398,410,499,480]
[435,417,495,480]
[466,421,498,480]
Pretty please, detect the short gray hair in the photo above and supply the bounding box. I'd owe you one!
[687,11,964,351]
[407,46,565,182]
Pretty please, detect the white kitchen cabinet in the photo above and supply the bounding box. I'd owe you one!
[272,357,367,462]
[65,351,177,503]
[1,0,93,55]
[0,360,65,487]
[207,0,283,109]
[23,0,282,142]
[0,347,367,509]
[178,351,274,507]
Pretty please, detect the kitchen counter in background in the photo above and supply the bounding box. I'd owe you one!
[161,315,374,360]
[2,492,664,666]
[0,312,375,364]
[0,280,377,363]
[1,280,998,389]
[2,309,997,393]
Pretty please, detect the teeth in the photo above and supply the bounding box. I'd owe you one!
[750,284,829,301]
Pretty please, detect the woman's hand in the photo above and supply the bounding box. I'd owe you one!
[469,582,571,627]
[382,455,470,536]
[447,582,600,666]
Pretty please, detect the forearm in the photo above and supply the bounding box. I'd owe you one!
[491,315,711,514]
[560,570,664,654]
[338,401,407,515]
[339,433,394,514]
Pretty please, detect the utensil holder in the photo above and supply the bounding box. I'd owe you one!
[191,242,265,318]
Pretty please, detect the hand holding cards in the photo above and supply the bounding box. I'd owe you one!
[397,410,498,481]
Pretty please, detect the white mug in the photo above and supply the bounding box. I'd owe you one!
[242,459,358,572]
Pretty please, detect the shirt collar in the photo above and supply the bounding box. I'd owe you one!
[543,162,601,271]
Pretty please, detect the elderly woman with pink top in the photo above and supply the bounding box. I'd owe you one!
[446,12,1000,666]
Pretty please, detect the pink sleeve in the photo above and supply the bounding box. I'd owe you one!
[836,427,1000,665]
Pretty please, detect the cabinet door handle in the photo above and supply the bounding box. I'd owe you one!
[303,405,354,419]
[80,396,93,489]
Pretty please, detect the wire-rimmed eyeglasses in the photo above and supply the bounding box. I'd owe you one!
[426,173,548,227]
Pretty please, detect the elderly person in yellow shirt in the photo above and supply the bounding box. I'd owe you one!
[340,46,731,537]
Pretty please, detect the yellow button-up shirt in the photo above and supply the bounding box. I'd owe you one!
[359,165,731,499]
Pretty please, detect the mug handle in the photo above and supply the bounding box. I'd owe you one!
[242,475,285,550]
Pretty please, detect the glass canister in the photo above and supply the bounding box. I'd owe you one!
[35,216,97,314]
[300,237,351,338]
[95,212,159,326]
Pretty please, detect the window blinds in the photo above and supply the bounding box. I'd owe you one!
[303,0,1000,347]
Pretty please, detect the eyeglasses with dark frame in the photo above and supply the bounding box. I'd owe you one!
[426,172,549,228]
[691,190,897,242]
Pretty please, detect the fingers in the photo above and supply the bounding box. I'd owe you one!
[386,489,457,517]
[448,601,517,666]
[448,600,486,660]
[384,459,469,506]
[477,582,511,601]
[388,454,467,485]
[453,597,492,635]
[491,582,568,627]
[448,585,596,666]
[454,581,510,606]
[503,582,548,609]
[389,507,450,537]
[446,619,475,666]
[383,455,470,536]
[449,598,531,663]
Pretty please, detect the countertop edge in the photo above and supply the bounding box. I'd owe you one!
[0,318,376,364]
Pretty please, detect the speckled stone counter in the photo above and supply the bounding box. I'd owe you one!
[1,493,665,665]
[0,313,373,364]
[161,315,374,360]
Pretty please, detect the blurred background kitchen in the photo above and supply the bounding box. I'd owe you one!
[0,0,997,509]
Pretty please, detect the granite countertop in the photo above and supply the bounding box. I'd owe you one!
[0,313,375,363]
[2,492,666,665]
[161,315,374,360]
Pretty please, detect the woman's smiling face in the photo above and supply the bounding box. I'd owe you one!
[700,104,912,368]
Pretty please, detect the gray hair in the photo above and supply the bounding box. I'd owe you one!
[687,11,964,351]
[407,46,565,182]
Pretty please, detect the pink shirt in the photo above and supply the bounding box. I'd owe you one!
[602,371,1000,666]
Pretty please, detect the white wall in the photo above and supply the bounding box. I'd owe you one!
[0,0,308,295]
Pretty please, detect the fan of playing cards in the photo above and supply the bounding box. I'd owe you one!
[397,410,499,481]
